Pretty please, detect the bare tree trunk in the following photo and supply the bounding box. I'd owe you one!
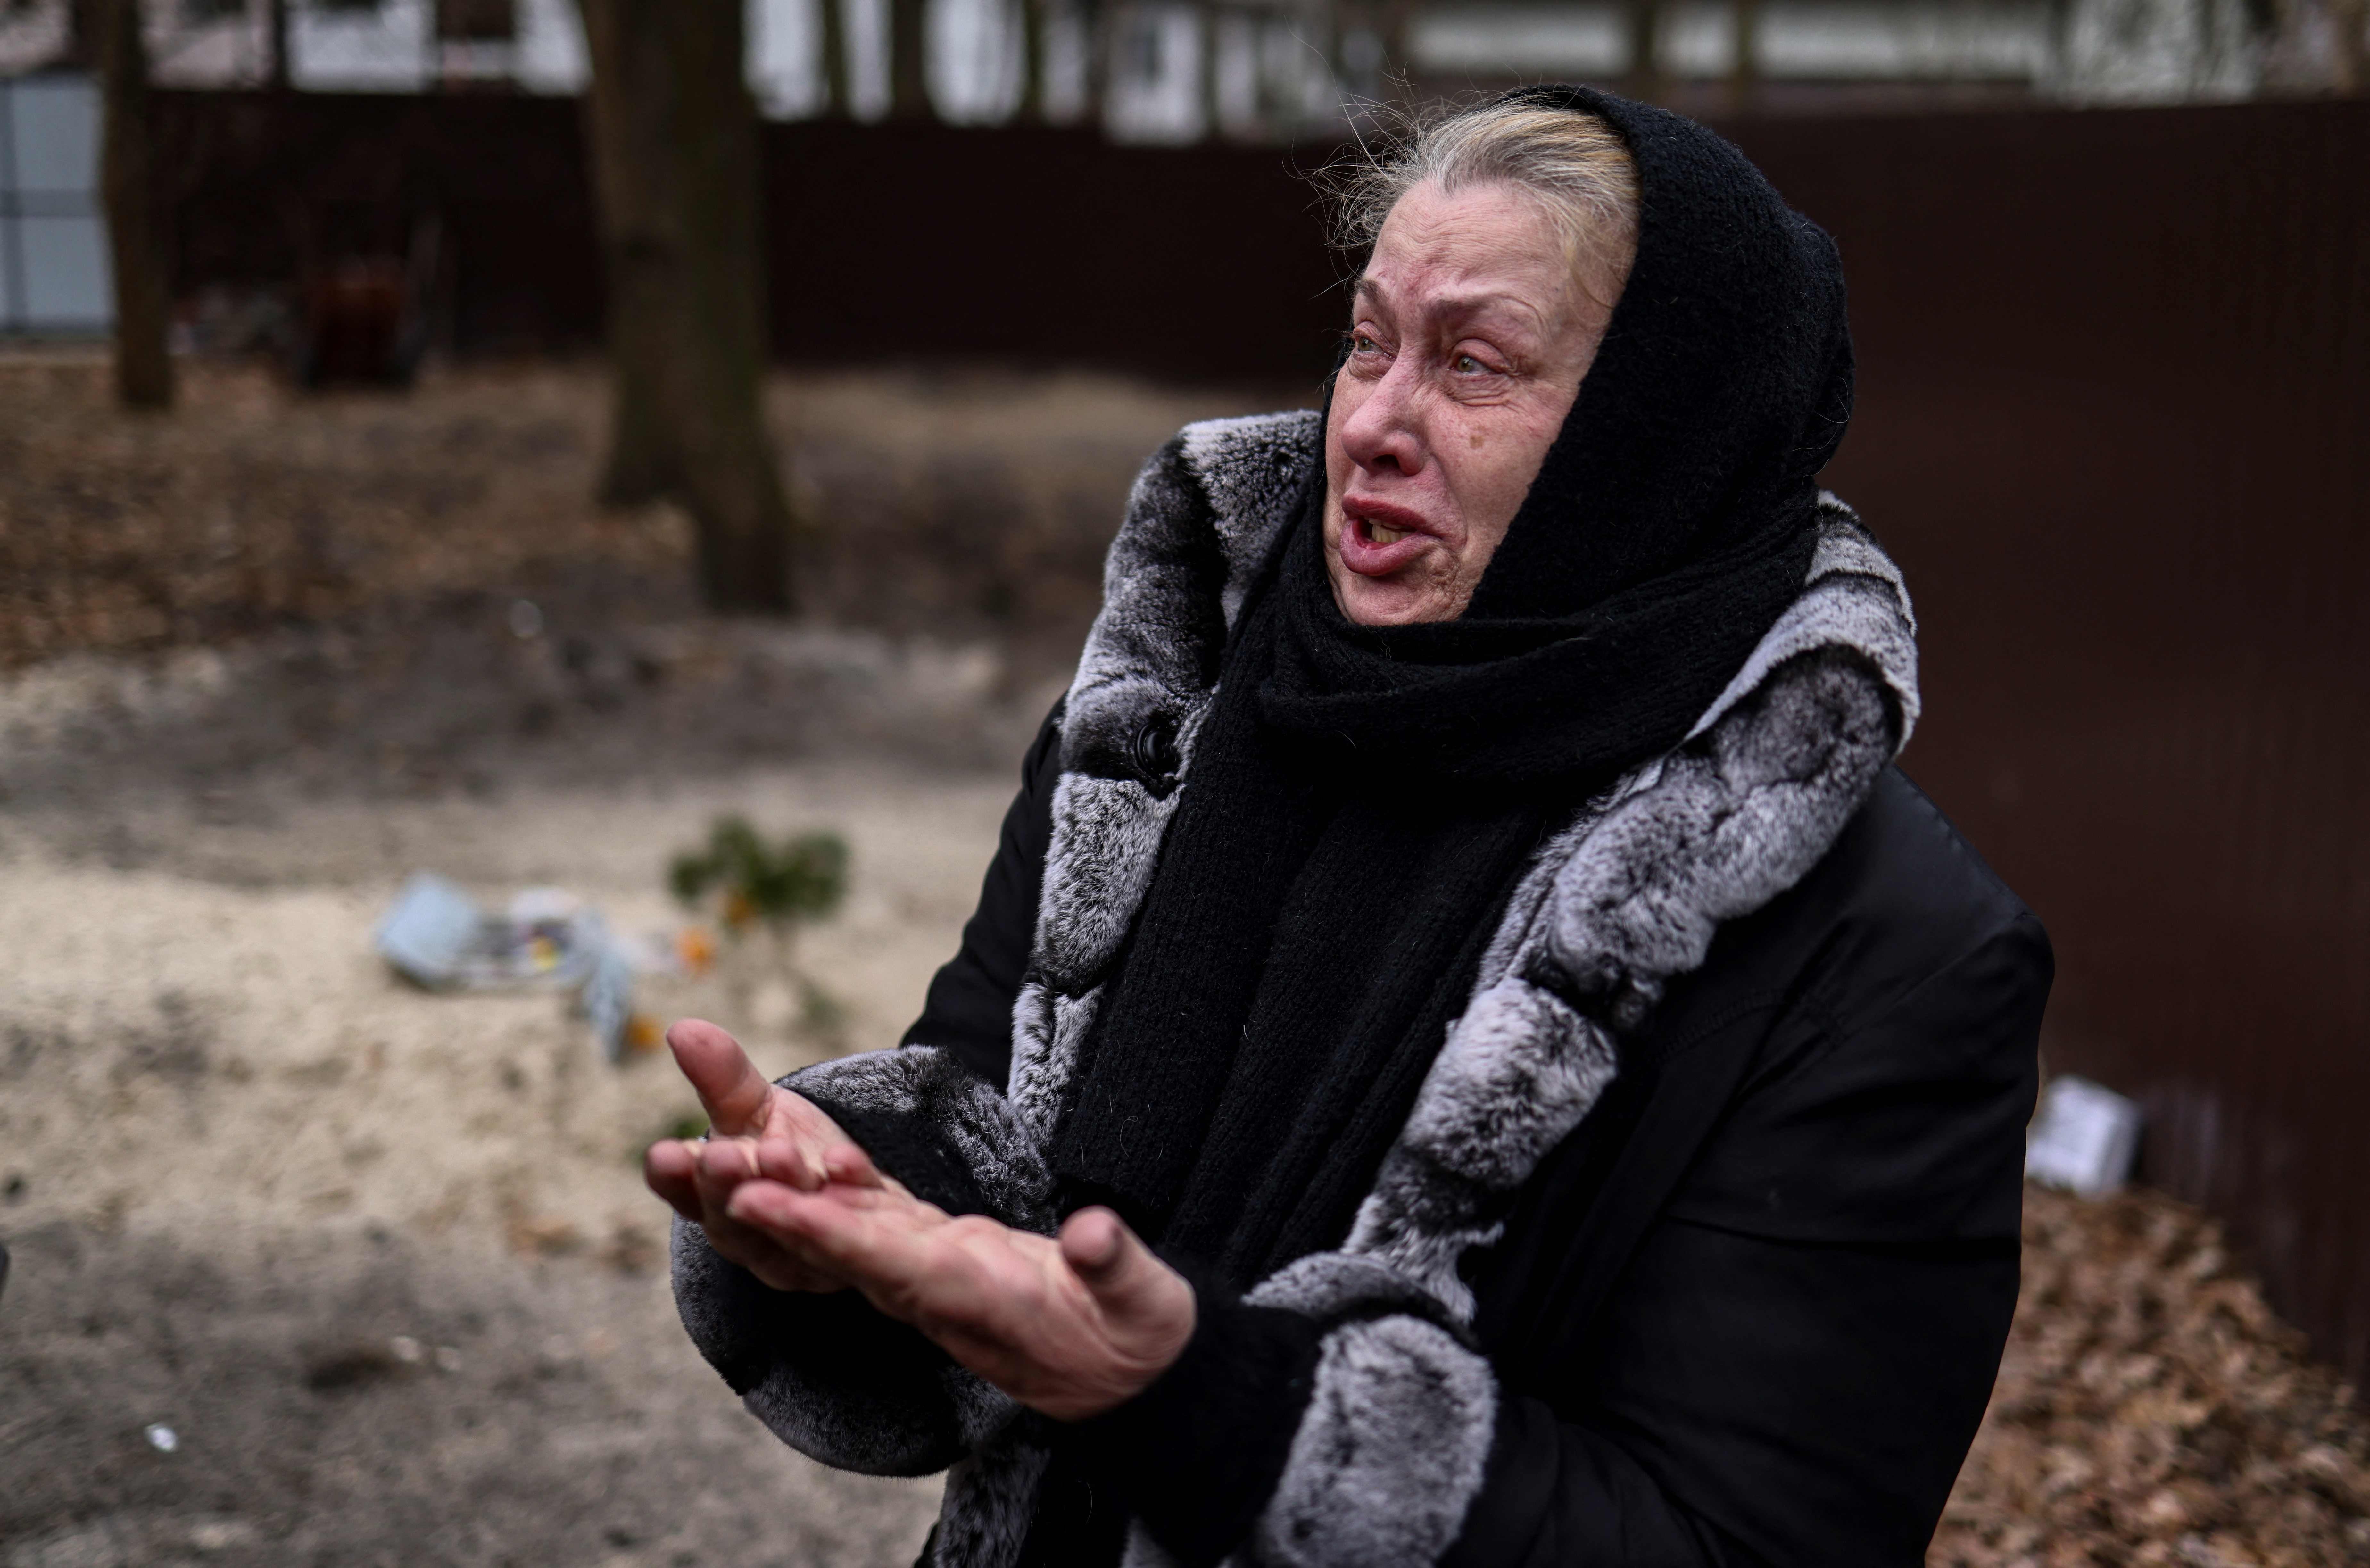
[1017,0,1045,120]
[1376,0,1414,110]
[578,0,799,613]
[267,0,292,91]
[1728,0,1760,109]
[2331,0,2367,92]
[891,0,932,118]
[1080,0,1107,122]
[818,0,850,115]
[1626,0,1663,102]
[1201,1,1223,133]
[96,0,173,410]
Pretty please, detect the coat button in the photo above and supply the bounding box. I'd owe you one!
[1130,712,1181,788]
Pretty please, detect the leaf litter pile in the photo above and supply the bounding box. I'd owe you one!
[1934,1184,2370,1566]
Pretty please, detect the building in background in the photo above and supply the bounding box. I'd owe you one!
[0,72,108,334]
[0,0,2359,152]
[0,0,2358,336]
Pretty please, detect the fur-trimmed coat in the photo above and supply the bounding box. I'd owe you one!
[673,412,2052,1567]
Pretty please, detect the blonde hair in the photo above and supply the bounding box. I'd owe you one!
[1324,99,1641,305]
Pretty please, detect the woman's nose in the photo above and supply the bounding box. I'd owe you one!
[1338,361,1427,477]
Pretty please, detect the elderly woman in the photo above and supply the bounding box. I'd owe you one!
[646,86,2051,1567]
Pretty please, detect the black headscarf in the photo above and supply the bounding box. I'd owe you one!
[1048,87,1856,1285]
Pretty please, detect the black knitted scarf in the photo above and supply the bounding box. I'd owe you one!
[1048,86,1856,1288]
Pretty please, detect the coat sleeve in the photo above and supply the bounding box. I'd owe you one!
[1079,911,2048,1568]
[670,703,1064,1478]
[898,699,1065,1085]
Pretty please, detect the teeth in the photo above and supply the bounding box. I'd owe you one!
[1368,522,1407,544]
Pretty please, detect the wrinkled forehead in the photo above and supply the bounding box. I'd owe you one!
[1357,180,1605,326]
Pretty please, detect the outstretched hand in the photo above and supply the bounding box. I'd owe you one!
[643,1019,894,1294]
[647,1018,1196,1419]
[726,1160,1196,1421]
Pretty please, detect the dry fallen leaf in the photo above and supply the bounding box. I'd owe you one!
[1933,1184,2370,1566]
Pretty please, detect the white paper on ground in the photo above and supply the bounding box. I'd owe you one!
[2026,1074,2142,1197]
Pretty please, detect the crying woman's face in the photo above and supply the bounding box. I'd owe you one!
[1322,178,1629,627]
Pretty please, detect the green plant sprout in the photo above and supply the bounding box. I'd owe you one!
[669,817,848,935]
[668,817,852,1046]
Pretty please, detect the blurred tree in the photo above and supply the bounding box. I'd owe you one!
[819,0,851,116]
[577,0,800,612]
[1376,0,1414,106]
[1017,0,1046,120]
[892,0,932,117]
[1080,0,1109,120]
[1626,0,1664,101]
[2333,0,2367,90]
[267,0,290,90]
[1330,0,1415,113]
[1729,0,1761,107]
[94,0,174,409]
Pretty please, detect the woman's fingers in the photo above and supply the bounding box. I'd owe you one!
[726,1181,954,1295]
[643,1138,704,1222]
[666,1019,774,1138]
[821,1141,888,1190]
[1059,1207,1189,1334]
[693,1136,769,1222]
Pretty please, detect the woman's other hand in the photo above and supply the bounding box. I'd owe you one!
[726,1169,1196,1423]
[643,1018,893,1293]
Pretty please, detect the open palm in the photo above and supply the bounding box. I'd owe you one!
[643,1019,894,1293]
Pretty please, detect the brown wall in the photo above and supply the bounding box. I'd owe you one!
[1735,100,2370,1392]
[152,90,2370,1386]
[152,92,1348,379]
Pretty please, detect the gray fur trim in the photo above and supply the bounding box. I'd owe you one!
[931,1434,1052,1568]
[1121,1523,1188,1568]
[1178,410,1324,627]
[1015,412,1319,1124]
[1245,1251,1473,1339]
[1008,981,1103,1147]
[669,1214,978,1476]
[1469,802,1611,998]
[1545,653,1894,1009]
[1248,1317,1498,1568]
[1030,773,1185,992]
[1689,498,1918,747]
[1331,649,1898,1320]
[669,1045,1054,1479]
[790,1046,1056,1234]
[1343,982,1618,1319]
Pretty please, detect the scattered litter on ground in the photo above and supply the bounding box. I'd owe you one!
[143,1423,178,1453]
[2027,1074,2144,1197]
[1935,1183,2370,1566]
[373,873,700,1061]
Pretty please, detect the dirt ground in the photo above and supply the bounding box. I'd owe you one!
[2,354,2365,1567]
[0,353,1269,1567]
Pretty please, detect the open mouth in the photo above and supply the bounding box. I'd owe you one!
[1338,500,1438,575]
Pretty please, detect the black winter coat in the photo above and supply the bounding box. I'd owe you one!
[668,416,2051,1568]
[898,704,2050,1565]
